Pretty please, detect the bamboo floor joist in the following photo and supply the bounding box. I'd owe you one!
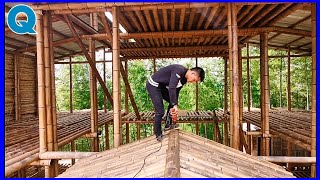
[243,109,311,150]
[58,130,294,178]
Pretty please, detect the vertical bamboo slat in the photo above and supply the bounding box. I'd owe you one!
[89,13,99,152]
[196,58,199,111]
[287,47,291,111]
[311,4,316,178]
[112,6,121,148]
[14,54,21,122]
[246,43,251,111]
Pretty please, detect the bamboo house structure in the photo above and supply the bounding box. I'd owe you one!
[4,2,316,178]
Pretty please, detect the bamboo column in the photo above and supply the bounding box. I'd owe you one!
[287,141,292,170]
[311,4,316,178]
[112,6,122,148]
[69,56,73,113]
[36,12,48,177]
[125,60,129,144]
[239,47,243,151]
[228,3,240,150]
[153,58,157,73]
[103,48,107,113]
[246,43,251,111]
[260,32,270,156]
[71,141,75,165]
[247,122,251,154]
[223,57,229,146]
[89,13,99,152]
[49,11,58,176]
[287,47,291,111]
[14,54,21,121]
[280,57,283,108]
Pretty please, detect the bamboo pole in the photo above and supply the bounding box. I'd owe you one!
[5,153,39,177]
[137,123,141,140]
[257,156,316,163]
[71,141,75,165]
[311,4,316,178]
[247,122,251,154]
[246,44,251,111]
[112,6,122,148]
[287,141,292,170]
[239,47,243,151]
[36,10,48,165]
[14,54,21,122]
[164,130,180,177]
[260,34,266,156]
[124,60,129,114]
[39,152,99,159]
[89,13,99,152]
[287,47,291,111]
[69,56,73,113]
[262,33,270,156]
[228,3,240,150]
[223,57,229,146]
[103,49,107,113]
[196,58,199,111]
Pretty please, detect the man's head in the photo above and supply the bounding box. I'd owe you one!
[185,67,205,83]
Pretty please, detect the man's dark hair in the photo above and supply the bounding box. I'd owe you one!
[190,67,205,82]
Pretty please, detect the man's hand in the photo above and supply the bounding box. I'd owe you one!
[170,105,179,122]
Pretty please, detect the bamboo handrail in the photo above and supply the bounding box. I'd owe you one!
[257,156,316,163]
[39,152,99,160]
[5,153,39,177]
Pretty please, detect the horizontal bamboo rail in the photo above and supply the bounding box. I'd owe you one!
[5,153,39,177]
[29,160,52,166]
[39,152,99,160]
[257,156,316,163]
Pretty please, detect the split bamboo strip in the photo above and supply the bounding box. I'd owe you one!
[310,3,316,178]
[89,13,99,152]
[63,14,114,105]
[112,7,122,148]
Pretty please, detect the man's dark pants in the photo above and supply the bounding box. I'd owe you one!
[146,82,173,137]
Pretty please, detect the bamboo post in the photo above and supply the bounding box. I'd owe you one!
[287,47,291,111]
[105,123,109,150]
[260,32,270,156]
[246,43,251,111]
[280,57,283,108]
[153,58,157,73]
[223,57,229,146]
[137,123,141,140]
[239,47,243,151]
[311,4,316,178]
[228,3,240,150]
[36,11,48,177]
[124,60,129,144]
[49,11,59,176]
[287,141,292,170]
[247,122,251,155]
[195,57,199,112]
[103,48,107,113]
[89,13,99,152]
[112,6,122,148]
[71,141,75,165]
[196,123,199,135]
[69,56,73,113]
[14,54,21,122]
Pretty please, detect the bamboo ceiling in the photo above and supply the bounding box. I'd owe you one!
[58,130,295,178]
[5,3,312,60]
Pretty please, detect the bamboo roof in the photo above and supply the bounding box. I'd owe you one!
[5,2,312,60]
[58,129,295,178]
[243,109,311,151]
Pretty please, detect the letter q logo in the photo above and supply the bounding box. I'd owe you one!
[7,4,37,35]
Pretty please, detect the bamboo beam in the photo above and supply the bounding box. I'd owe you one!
[119,45,229,52]
[170,9,175,31]
[98,12,112,41]
[258,4,292,27]
[14,54,21,122]
[248,41,311,53]
[119,62,140,119]
[145,10,156,32]
[112,7,122,148]
[63,14,114,106]
[242,54,311,59]
[257,156,316,163]
[89,13,99,152]
[268,3,304,26]
[311,4,316,178]
[179,8,186,31]
[287,47,291,111]
[124,53,228,60]
[228,3,240,150]
[39,152,99,159]
[164,130,180,177]
[69,57,73,113]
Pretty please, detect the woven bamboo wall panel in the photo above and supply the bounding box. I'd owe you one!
[5,53,14,122]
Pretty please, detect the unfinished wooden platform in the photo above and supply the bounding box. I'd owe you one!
[122,109,227,123]
[5,111,113,167]
[58,130,294,178]
[243,109,311,151]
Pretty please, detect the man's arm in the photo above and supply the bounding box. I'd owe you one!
[168,71,181,106]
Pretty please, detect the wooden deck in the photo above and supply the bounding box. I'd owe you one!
[58,129,295,178]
